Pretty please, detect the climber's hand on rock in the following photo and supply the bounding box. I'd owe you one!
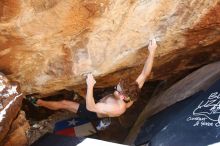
[86,73,96,87]
[148,38,157,55]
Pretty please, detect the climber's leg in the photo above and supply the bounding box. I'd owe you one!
[37,99,80,113]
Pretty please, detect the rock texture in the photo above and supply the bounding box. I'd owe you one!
[2,111,30,146]
[0,0,220,95]
[0,73,25,144]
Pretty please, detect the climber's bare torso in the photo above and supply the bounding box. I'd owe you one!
[96,94,127,118]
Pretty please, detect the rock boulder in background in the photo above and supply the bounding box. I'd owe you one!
[0,0,220,95]
[0,73,27,145]
[2,111,30,146]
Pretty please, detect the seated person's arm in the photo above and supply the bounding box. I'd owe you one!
[136,38,157,89]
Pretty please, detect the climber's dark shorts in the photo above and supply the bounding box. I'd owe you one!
[76,104,98,121]
[76,94,103,121]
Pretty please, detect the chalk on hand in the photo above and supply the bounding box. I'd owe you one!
[149,34,161,42]
[81,71,92,77]
[155,37,161,42]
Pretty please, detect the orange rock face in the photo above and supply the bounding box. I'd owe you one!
[0,0,220,95]
[2,111,30,146]
[0,73,24,144]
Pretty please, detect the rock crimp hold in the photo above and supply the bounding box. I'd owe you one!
[0,73,24,144]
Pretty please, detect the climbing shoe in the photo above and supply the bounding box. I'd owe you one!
[25,95,39,107]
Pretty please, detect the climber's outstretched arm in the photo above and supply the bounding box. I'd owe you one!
[136,39,157,89]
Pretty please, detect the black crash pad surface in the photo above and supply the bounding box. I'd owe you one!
[135,79,220,146]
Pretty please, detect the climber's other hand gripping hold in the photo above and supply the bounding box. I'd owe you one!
[86,73,96,87]
[148,38,157,55]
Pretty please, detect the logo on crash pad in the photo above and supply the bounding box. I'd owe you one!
[187,92,220,127]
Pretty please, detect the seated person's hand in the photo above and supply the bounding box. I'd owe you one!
[86,73,96,87]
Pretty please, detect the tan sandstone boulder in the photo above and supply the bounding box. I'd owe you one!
[0,0,220,95]
[0,73,25,144]
[2,111,30,146]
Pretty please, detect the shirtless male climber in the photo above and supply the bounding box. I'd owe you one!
[28,39,157,128]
